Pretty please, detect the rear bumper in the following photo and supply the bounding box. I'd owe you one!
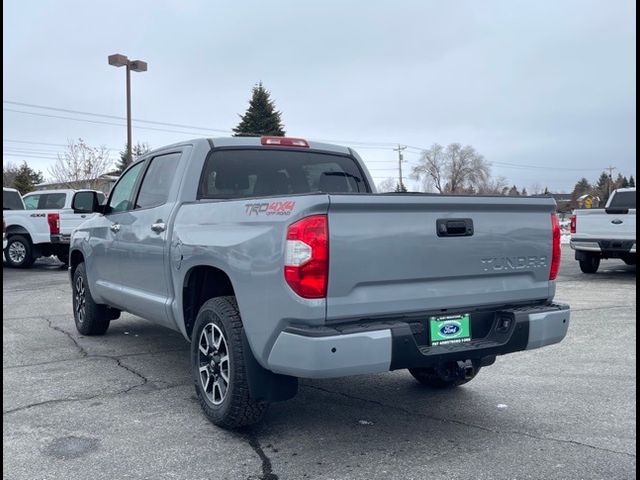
[571,238,636,254]
[267,303,570,378]
[50,234,71,244]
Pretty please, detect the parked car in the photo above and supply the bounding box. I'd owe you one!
[570,187,636,273]
[69,136,570,428]
[3,187,25,251]
[3,189,104,268]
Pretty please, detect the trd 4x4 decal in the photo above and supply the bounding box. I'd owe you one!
[245,201,296,216]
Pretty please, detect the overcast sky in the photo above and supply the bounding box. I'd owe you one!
[3,0,636,192]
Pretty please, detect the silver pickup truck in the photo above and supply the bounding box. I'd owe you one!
[69,136,570,428]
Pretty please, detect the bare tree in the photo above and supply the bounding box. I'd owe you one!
[48,139,113,188]
[476,176,508,195]
[376,177,397,193]
[411,143,490,193]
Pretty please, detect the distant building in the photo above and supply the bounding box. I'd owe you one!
[35,172,119,195]
[548,193,573,213]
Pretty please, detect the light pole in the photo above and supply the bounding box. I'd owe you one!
[108,53,147,166]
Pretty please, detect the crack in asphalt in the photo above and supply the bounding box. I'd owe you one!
[2,318,196,415]
[240,430,278,480]
[303,384,636,459]
[2,383,191,415]
[3,348,189,370]
[44,317,89,357]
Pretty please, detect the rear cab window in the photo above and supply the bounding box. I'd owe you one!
[608,191,636,209]
[23,194,40,210]
[198,149,370,199]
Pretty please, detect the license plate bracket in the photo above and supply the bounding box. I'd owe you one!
[429,314,472,346]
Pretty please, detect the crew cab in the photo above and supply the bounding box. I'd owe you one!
[4,189,104,268]
[69,137,570,429]
[570,187,636,273]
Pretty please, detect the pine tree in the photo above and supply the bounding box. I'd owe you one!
[521,187,528,196]
[629,175,635,188]
[233,82,285,137]
[13,161,43,194]
[115,142,151,174]
[572,178,591,198]
[395,182,408,192]
[616,174,630,189]
[543,186,550,195]
[594,172,612,204]
[508,185,520,196]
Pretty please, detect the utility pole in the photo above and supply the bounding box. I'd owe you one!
[606,165,616,198]
[393,144,407,191]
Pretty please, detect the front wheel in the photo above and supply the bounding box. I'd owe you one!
[72,263,111,335]
[409,362,481,388]
[579,254,600,274]
[191,296,268,429]
[5,235,35,268]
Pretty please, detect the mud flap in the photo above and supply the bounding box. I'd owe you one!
[242,331,298,402]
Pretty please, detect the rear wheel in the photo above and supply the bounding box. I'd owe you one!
[72,263,111,335]
[191,296,268,429]
[409,362,481,388]
[5,235,35,268]
[579,254,600,274]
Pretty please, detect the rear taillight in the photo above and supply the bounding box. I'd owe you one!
[47,213,60,235]
[261,136,309,148]
[550,213,561,280]
[570,214,576,234]
[284,215,328,298]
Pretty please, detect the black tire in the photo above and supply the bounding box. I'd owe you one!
[72,263,111,335]
[57,252,69,266]
[4,235,35,268]
[191,296,268,429]
[579,254,600,274]
[409,363,481,389]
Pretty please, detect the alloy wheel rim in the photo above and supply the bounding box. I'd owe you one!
[198,322,230,405]
[8,241,26,264]
[74,276,86,323]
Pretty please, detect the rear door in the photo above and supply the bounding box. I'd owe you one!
[114,151,184,325]
[326,195,556,320]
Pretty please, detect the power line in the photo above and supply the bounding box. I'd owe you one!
[4,100,230,133]
[2,100,619,174]
[3,108,208,137]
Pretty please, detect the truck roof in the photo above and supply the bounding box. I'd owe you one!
[148,137,352,156]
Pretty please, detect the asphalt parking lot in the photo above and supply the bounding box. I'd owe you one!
[3,246,636,480]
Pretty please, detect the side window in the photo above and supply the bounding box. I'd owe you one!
[136,153,181,209]
[108,162,144,213]
[40,193,66,209]
[23,195,40,210]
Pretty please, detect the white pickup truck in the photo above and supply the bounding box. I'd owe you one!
[3,188,105,268]
[570,187,636,273]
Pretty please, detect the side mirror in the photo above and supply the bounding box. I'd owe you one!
[72,191,101,214]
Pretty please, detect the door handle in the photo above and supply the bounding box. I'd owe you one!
[110,223,121,233]
[151,222,166,234]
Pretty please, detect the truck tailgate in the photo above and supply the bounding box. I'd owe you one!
[326,194,556,320]
[574,209,636,240]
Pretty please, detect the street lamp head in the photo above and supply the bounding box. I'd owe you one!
[108,53,129,67]
[129,60,148,72]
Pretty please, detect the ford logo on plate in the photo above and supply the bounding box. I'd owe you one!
[440,324,460,336]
